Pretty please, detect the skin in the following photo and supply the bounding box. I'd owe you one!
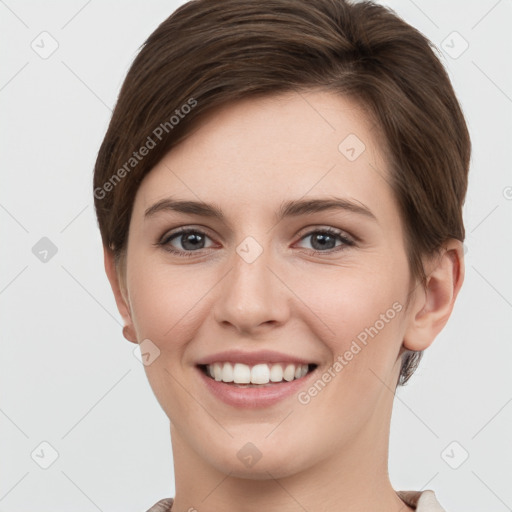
[104,90,464,512]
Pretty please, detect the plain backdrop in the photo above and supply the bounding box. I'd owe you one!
[1,1,511,511]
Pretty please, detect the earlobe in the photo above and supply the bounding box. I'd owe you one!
[402,240,465,352]
[103,245,138,344]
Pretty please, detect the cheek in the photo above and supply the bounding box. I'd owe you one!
[292,269,407,423]
[127,258,204,342]
[293,262,407,346]
[126,261,204,412]
[293,263,409,417]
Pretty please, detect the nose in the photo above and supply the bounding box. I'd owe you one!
[213,240,290,335]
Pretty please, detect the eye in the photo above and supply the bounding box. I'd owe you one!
[155,226,356,258]
[156,228,215,257]
[295,227,355,254]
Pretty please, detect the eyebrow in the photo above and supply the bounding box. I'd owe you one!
[144,196,377,224]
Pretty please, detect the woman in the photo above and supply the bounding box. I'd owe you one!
[93,1,470,510]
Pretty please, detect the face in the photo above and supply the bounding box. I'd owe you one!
[118,90,420,478]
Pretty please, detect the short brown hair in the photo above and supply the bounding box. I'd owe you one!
[93,0,471,385]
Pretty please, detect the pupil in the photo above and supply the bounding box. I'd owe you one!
[312,233,334,250]
[183,233,203,250]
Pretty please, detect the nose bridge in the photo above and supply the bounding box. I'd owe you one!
[214,234,288,332]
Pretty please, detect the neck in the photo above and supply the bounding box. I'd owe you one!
[169,401,413,512]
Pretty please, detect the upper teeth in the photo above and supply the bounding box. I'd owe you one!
[205,362,309,384]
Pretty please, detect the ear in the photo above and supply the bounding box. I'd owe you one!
[103,245,138,344]
[403,239,465,351]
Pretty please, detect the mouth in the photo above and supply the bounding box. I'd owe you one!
[194,350,321,408]
[197,362,318,387]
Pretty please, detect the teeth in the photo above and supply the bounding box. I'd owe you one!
[283,363,295,382]
[222,362,234,382]
[269,364,283,382]
[213,363,223,381]
[233,363,251,383]
[251,364,270,384]
[204,362,311,384]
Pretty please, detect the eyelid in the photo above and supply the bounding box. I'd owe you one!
[158,224,355,244]
[158,227,217,248]
[158,224,217,243]
[295,224,356,243]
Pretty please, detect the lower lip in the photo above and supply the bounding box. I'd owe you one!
[197,367,317,408]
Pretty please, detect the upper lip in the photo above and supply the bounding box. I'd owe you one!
[196,350,317,366]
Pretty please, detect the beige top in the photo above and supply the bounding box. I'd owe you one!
[146,490,446,511]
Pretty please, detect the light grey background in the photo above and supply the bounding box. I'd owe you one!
[1,1,511,511]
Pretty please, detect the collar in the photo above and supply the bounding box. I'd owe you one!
[147,490,447,512]
[397,490,447,511]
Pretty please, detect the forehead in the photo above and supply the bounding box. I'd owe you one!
[133,90,395,224]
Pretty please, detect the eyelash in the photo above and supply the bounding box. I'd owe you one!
[154,226,356,258]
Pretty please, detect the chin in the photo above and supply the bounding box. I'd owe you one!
[201,435,316,480]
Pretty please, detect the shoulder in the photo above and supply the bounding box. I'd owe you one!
[397,490,447,511]
[144,497,174,512]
